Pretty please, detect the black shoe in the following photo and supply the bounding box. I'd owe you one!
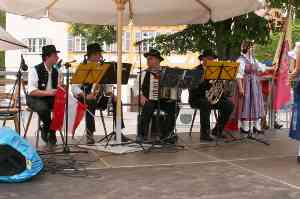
[48,132,57,145]
[240,128,250,135]
[136,135,144,143]
[200,131,214,142]
[212,128,227,139]
[87,137,95,145]
[297,156,300,163]
[253,127,264,134]
[274,122,283,129]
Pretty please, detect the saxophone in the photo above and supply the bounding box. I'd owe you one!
[206,80,225,105]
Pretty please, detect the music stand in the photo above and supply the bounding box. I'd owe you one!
[204,60,239,81]
[97,62,133,147]
[71,62,110,85]
[181,67,204,89]
[204,61,240,144]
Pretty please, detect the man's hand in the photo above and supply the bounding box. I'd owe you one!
[47,89,57,96]
[86,93,97,100]
[140,95,148,106]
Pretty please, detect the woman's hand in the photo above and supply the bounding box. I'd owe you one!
[238,87,244,97]
[289,71,299,83]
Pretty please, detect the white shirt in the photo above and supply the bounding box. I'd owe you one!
[28,63,54,94]
[236,53,268,79]
[133,67,180,100]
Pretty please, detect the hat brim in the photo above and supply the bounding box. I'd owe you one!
[144,53,164,62]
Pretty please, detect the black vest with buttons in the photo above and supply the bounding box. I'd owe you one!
[35,63,58,90]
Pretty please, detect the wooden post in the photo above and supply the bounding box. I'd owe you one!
[114,0,128,143]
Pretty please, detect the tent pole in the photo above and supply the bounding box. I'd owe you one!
[115,0,127,144]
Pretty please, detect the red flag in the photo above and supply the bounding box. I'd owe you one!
[50,87,66,131]
[273,40,291,110]
[50,87,87,136]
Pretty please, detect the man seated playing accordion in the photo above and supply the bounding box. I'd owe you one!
[72,43,125,145]
[188,50,234,142]
[136,49,178,143]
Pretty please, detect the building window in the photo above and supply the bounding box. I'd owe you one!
[135,31,163,52]
[123,32,130,52]
[68,35,87,52]
[23,38,50,53]
[103,43,116,53]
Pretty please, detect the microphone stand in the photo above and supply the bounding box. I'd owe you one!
[3,55,27,134]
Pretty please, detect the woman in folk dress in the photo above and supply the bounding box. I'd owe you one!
[236,41,273,134]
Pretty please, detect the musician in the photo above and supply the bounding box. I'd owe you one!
[72,43,125,145]
[27,45,61,145]
[188,50,234,142]
[136,49,177,143]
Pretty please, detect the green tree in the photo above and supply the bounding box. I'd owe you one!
[149,0,300,59]
[151,13,270,59]
[0,11,5,70]
[69,23,116,45]
[255,18,300,61]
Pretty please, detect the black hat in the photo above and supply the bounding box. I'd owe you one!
[198,49,217,60]
[86,43,103,55]
[144,49,164,62]
[42,45,60,56]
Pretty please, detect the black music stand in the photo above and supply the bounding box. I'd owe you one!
[180,67,204,89]
[97,62,133,147]
[146,67,185,152]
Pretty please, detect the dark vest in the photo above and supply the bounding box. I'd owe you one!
[141,72,151,99]
[35,63,58,90]
[188,65,211,103]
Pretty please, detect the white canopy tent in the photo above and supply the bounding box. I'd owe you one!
[0,26,27,50]
[0,0,266,144]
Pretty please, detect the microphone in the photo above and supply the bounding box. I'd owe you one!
[56,59,63,69]
[64,60,76,68]
[20,55,28,71]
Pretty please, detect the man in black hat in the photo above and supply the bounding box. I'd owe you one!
[189,50,234,142]
[136,49,177,143]
[72,43,125,145]
[27,45,61,145]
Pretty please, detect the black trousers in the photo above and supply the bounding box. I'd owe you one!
[190,96,234,133]
[84,97,125,136]
[138,100,177,138]
[27,96,54,134]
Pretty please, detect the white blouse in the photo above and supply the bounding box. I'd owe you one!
[236,54,267,79]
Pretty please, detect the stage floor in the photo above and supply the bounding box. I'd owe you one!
[1,129,300,199]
